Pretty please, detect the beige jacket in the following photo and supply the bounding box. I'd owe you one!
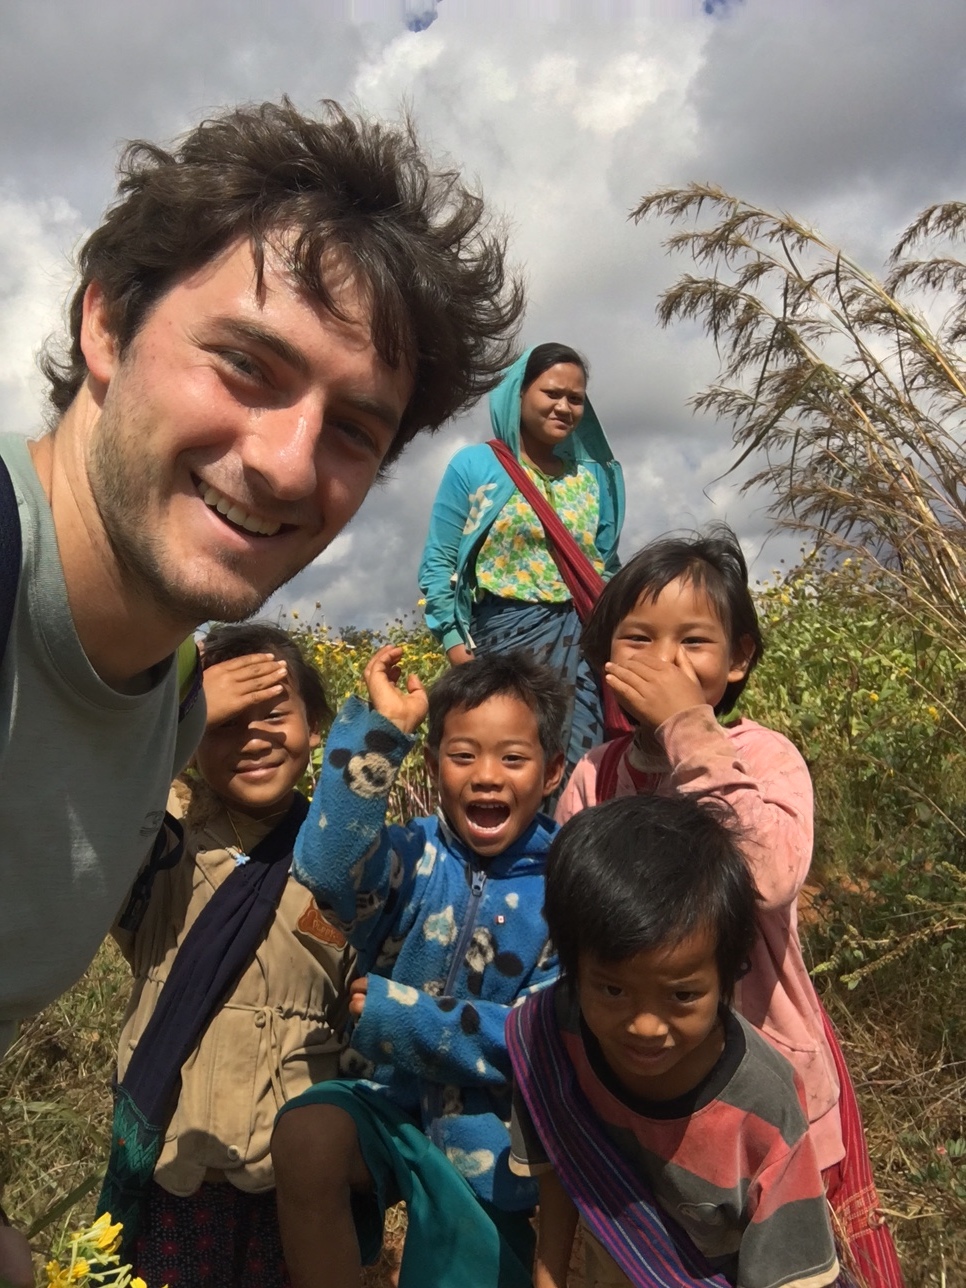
[115,780,353,1196]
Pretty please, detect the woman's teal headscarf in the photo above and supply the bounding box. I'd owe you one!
[487,347,618,469]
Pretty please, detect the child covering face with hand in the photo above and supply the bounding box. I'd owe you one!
[101,623,352,1288]
[557,527,904,1288]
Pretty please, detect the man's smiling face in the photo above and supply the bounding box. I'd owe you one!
[82,237,413,626]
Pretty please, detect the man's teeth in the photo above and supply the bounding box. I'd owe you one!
[201,485,281,537]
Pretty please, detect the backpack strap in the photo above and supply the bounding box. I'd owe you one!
[176,636,203,723]
[116,811,186,933]
[595,733,633,802]
[0,452,23,667]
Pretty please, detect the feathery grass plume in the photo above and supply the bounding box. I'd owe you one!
[632,184,966,670]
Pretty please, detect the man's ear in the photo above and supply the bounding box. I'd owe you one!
[79,281,121,388]
[425,750,440,786]
[728,634,756,684]
[542,752,566,798]
[308,728,322,750]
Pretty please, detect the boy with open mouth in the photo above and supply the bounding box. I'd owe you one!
[272,643,566,1288]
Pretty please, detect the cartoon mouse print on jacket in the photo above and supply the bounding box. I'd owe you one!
[292,697,559,1211]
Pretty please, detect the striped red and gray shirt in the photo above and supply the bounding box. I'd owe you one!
[510,987,839,1288]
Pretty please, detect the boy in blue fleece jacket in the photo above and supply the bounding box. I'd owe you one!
[272,645,566,1288]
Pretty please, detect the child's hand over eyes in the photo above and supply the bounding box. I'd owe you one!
[604,649,706,730]
[202,653,288,727]
[363,645,429,736]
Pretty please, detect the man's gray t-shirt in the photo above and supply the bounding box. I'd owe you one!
[0,433,206,1055]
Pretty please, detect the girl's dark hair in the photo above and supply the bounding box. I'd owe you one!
[581,525,763,715]
[201,621,330,731]
[426,650,567,759]
[545,794,759,1004]
[41,99,524,461]
[520,342,588,391]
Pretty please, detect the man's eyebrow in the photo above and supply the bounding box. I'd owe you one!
[212,317,403,435]
[214,318,310,375]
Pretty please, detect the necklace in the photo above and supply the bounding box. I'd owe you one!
[225,810,253,867]
[201,798,291,867]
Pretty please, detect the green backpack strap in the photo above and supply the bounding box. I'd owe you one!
[176,635,203,723]
[117,638,201,933]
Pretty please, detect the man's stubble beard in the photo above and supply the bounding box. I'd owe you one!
[87,402,276,627]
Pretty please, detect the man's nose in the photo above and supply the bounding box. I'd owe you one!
[241,402,320,502]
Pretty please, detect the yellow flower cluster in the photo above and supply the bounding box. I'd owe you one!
[295,616,446,714]
[45,1213,165,1288]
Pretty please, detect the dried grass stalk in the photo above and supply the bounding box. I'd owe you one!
[632,184,966,656]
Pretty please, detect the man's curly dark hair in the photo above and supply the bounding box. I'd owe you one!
[41,99,524,460]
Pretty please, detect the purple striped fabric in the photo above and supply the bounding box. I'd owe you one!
[506,987,730,1288]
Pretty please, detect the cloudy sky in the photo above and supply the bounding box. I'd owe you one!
[3,0,964,631]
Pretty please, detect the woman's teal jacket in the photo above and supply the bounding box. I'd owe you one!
[418,349,625,653]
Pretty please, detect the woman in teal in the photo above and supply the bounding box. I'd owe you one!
[419,343,625,781]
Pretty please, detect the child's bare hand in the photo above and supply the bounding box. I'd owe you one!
[202,654,287,727]
[363,646,428,735]
[348,976,368,1019]
[605,649,706,730]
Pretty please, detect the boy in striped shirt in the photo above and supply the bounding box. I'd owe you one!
[507,794,840,1288]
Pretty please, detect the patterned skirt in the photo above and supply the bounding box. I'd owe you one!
[132,1180,290,1288]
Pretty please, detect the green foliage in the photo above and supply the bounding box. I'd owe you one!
[283,608,443,815]
[742,555,966,986]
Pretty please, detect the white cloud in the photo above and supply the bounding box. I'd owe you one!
[0,195,83,433]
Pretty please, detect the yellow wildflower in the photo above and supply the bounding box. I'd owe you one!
[87,1212,123,1252]
[869,692,879,702]
[928,705,940,721]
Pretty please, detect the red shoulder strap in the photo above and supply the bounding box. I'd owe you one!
[595,733,634,802]
[488,439,603,621]
[488,439,632,740]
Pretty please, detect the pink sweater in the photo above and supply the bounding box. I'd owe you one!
[556,705,844,1173]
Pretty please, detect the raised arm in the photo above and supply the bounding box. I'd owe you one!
[292,647,428,962]
[658,707,814,910]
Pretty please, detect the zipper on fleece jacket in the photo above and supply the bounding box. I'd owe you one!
[424,862,487,1142]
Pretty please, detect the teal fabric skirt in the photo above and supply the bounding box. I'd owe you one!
[277,1080,533,1288]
